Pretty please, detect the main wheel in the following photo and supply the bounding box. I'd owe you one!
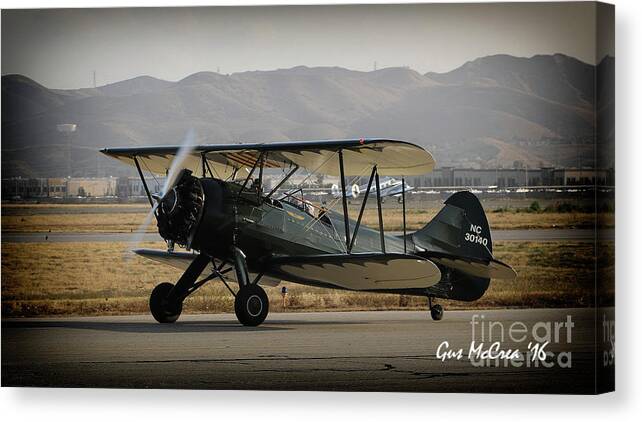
[234,284,269,326]
[149,282,183,323]
[430,304,444,321]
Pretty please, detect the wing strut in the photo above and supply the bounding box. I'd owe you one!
[402,176,407,253]
[375,169,386,253]
[202,153,216,178]
[237,151,264,197]
[340,159,386,254]
[338,149,351,251]
[348,165,377,253]
[266,165,299,199]
[133,156,153,206]
[257,152,266,202]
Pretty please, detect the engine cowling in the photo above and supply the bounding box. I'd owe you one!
[155,169,204,248]
[154,169,229,252]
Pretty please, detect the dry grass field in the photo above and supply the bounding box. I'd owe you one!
[1,201,613,317]
[1,204,151,233]
[1,240,614,317]
[358,208,605,231]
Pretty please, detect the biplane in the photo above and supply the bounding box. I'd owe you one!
[101,138,516,326]
[331,177,413,203]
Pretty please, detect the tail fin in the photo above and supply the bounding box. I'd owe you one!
[413,191,517,285]
[413,191,493,260]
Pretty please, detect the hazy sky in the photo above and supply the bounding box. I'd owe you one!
[2,3,607,89]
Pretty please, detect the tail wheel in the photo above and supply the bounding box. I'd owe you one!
[430,304,444,321]
[149,282,183,323]
[234,284,269,327]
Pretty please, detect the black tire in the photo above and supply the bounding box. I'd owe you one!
[149,282,183,323]
[430,304,444,321]
[234,284,269,326]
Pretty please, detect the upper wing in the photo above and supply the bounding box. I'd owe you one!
[266,253,441,291]
[100,138,435,177]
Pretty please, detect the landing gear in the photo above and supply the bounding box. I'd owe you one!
[235,284,269,326]
[430,304,444,321]
[232,246,270,327]
[150,282,183,323]
[147,248,271,327]
[428,296,444,321]
[149,253,210,324]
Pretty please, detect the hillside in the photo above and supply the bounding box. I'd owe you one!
[1,54,614,177]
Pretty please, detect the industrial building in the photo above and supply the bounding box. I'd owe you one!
[405,167,613,188]
[1,167,614,200]
[2,177,117,199]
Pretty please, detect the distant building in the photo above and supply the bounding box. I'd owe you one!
[66,178,117,197]
[405,167,613,188]
[46,178,67,197]
[2,177,117,199]
[1,168,614,200]
[117,177,167,199]
[2,178,50,199]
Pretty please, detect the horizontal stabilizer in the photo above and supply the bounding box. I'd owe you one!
[267,253,441,291]
[426,251,517,280]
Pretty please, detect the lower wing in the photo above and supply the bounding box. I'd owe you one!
[133,249,281,287]
[266,253,441,291]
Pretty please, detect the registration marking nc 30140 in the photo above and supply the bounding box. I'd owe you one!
[465,224,488,247]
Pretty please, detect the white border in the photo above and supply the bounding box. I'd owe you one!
[1,0,640,421]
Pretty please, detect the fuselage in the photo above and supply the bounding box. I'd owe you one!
[223,181,489,300]
[158,176,489,301]
[227,181,413,262]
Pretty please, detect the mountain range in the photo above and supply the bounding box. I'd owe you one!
[1,53,614,178]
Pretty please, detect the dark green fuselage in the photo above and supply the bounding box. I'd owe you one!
[205,181,490,301]
[227,182,409,260]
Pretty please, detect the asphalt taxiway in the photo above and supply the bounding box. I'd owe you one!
[2,309,610,393]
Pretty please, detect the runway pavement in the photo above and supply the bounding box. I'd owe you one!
[0,228,614,243]
[2,308,613,393]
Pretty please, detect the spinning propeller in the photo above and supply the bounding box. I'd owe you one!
[128,129,198,255]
